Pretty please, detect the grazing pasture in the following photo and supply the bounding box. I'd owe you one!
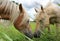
[0,22,60,41]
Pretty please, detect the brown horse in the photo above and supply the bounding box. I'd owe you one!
[34,2,60,38]
[0,0,33,38]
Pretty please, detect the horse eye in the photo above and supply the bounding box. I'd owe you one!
[39,20,43,23]
[39,19,44,23]
[39,20,41,22]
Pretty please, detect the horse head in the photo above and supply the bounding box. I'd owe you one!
[34,5,49,38]
[14,4,33,39]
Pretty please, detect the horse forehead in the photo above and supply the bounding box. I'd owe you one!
[39,11,46,15]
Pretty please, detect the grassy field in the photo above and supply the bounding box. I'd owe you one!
[0,22,60,41]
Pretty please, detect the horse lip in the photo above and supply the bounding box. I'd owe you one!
[24,32,33,39]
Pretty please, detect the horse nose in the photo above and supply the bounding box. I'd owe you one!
[34,31,41,38]
[24,32,33,39]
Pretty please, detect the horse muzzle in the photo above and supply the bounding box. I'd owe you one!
[24,31,33,39]
[34,30,41,38]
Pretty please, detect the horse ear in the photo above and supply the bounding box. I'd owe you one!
[41,5,44,11]
[35,8,39,13]
[19,4,23,12]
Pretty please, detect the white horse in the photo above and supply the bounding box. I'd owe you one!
[34,2,60,38]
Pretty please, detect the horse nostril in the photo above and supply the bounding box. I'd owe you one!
[34,31,41,38]
[24,32,33,39]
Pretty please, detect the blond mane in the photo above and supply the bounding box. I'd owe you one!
[0,0,29,25]
[45,2,60,18]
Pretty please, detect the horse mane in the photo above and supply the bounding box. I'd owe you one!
[0,0,29,25]
[45,2,60,15]
[0,0,19,22]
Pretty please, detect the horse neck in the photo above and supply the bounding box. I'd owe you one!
[13,12,24,27]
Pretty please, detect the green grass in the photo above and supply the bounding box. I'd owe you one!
[0,22,60,41]
[0,24,32,41]
[30,22,36,32]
